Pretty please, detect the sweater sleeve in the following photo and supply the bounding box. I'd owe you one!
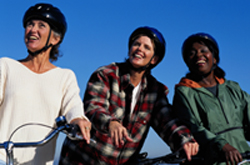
[151,85,196,152]
[0,58,7,106]
[61,70,88,123]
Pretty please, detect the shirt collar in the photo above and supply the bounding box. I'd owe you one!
[119,62,148,91]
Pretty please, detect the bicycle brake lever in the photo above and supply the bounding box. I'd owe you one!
[138,152,148,159]
[66,124,96,144]
[66,124,82,140]
[163,153,186,163]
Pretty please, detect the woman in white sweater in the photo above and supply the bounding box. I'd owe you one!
[0,3,91,165]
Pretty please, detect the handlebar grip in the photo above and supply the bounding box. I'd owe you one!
[242,151,250,159]
[66,124,84,140]
[65,124,96,144]
[55,116,84,140]
[55,116,67,127]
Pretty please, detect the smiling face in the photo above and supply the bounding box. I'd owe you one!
[128,35,158,69]
[24,19,59,53]
[185,42,216,76]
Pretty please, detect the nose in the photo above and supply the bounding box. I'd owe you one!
[137,44,143,51]
[30,24,38,32]
[196,50,203,57]
[26,24,38,33]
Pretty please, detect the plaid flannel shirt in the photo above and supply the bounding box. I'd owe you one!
[60,62,194,165]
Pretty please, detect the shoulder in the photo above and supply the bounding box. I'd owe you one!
[56,67,75,75]
[0,57,20,72]
[92,62,125,79]
[221,79,243,93]
[95,62,119,74]
[0,57,17,65]
[0,57,14,61]
[224,79,239,86]
[175,84,193,92]
[222,79,241,89]
[174,82,197,99]
[219,79,250,100]
[53,67,77,80]
[147,74,169,95]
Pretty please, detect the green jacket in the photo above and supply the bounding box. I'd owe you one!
[173,77,250,165]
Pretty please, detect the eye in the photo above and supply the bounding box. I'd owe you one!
[145,45,152,50]
[39,23,46,28]
[201,48,209,53]
[187,50,195,57]
[132,41,140,47]
[26,21,34,28]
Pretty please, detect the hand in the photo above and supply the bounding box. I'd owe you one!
[182,141,199,161]
[70,118,92,144]
[222,143,242,165]
[109,121,133,147]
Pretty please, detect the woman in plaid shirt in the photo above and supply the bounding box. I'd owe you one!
[60,26,199,165]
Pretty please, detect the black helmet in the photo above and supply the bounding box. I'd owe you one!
[23,3,67,42]
[128,26,166,69]
[182,33,219,64]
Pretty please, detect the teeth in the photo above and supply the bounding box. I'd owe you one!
[134,54,142,58]
[29,36,38,40]
[196,60,205,64]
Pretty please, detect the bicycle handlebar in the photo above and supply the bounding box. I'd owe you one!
[137,151,250,165]
[0,116,90,165]
[0,125,69,149]
[136,152,192,165]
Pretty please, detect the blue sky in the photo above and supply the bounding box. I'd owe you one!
[1,0,250,163]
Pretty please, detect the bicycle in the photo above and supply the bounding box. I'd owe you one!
[0,116,94,165]
[136,151,250,165]
[3,116,248,165]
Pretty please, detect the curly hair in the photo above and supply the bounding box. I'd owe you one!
[49,31,62,62]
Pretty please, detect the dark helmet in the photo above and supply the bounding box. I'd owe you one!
[182,33,219,64]
[23,3,67,43]
[128,26,166,69]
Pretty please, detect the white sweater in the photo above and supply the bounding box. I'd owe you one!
[0,57,86,165]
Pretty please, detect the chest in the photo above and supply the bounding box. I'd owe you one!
[189,89,245,131]
[3,68,66,107]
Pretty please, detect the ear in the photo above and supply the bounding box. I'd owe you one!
[213,57,217,64]
[51,32,61,45]
[150,55,159,65]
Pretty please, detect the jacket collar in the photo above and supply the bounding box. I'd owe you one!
[118,62,148,91]
[175,76,225,89]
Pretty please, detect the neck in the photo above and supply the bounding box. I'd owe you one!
[20,51,55,73]
[130,69,144,87]
[188,72,217,87]
[198,78,217,87]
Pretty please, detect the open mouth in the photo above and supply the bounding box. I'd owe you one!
[133,53,144,59]
[29,36,38,40]
[196,60,205,64]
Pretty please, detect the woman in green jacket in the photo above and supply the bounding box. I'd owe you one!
[173,33,250,165]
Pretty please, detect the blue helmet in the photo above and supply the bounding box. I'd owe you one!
[128,26,166,69]
[182,32,219,64]
[23,3,67,43]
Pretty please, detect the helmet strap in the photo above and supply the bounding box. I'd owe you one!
[28,28,53,56]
